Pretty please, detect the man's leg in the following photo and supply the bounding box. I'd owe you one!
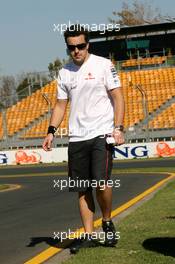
[96,185,118,246]
[96,185,112,221]
[78,189,95,233]
[70,188,98,254]
[91,136,118,246]
[91,136,113,221]
[68,141,95,233]
[68,140,100,253]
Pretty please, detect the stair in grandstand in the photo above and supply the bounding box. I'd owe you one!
[11,111,51,139]
[0,80,57,140]
[133,95,175,129]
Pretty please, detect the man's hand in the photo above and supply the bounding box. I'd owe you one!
[42,133,54,151]
[112,129,125,145]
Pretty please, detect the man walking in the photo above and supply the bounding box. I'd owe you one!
[42,24,125,253]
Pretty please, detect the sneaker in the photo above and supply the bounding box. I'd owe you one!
[102,219,118,247]
[69,234,99,254]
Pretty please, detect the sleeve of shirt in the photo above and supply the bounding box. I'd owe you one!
[57,71,68,100]
[104,60,121,90]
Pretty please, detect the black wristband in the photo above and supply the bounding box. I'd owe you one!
[114,125,124,132]
[47,126,57,136]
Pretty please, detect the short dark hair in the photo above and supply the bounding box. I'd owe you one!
[64,24,89,44]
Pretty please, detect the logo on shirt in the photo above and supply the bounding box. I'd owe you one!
[84,72,95,80]
[110,64,117,79]
[109,64,120,86]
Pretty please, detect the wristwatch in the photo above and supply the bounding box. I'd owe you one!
[114,125,124,132]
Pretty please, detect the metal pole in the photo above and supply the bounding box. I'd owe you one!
[42,93,51,114]
[2,108,9,149]
[42,93,55,144]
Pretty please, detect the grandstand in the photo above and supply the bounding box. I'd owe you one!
[1,63,175,148]
[1,22,175,149]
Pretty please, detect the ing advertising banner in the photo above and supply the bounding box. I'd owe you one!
[0,141,175,165]
[113,141,175,159]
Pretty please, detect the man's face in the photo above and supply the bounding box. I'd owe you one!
[66,34,89,65]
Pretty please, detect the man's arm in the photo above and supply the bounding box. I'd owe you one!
[109,87,125,145]
[42,99,68,151]
[50,99,68,127]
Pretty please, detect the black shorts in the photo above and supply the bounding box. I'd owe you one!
[68,135,113,192]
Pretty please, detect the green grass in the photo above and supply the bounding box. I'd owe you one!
[63,180,175,264]
[112,167,175,174]
[0,156,174,169]
[0,184,9,191]
[0,161,67,169]
[0,168,174,178]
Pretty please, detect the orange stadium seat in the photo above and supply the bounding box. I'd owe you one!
[122,56,167,68]
[121,67,175,129]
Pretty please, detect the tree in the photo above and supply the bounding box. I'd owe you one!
[16,72,49,100]
[48,57,72,79]
[48,58,62,79]
[109,0,165,26]
[16,76,29,100]
[0,75,17,108]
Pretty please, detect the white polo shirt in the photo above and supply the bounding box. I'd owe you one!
[57,54,121,142]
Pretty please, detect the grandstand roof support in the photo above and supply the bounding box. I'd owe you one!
[132,84,150,142]
[1,109,9,149]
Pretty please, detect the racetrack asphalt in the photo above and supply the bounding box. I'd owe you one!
[0,159,174,264]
